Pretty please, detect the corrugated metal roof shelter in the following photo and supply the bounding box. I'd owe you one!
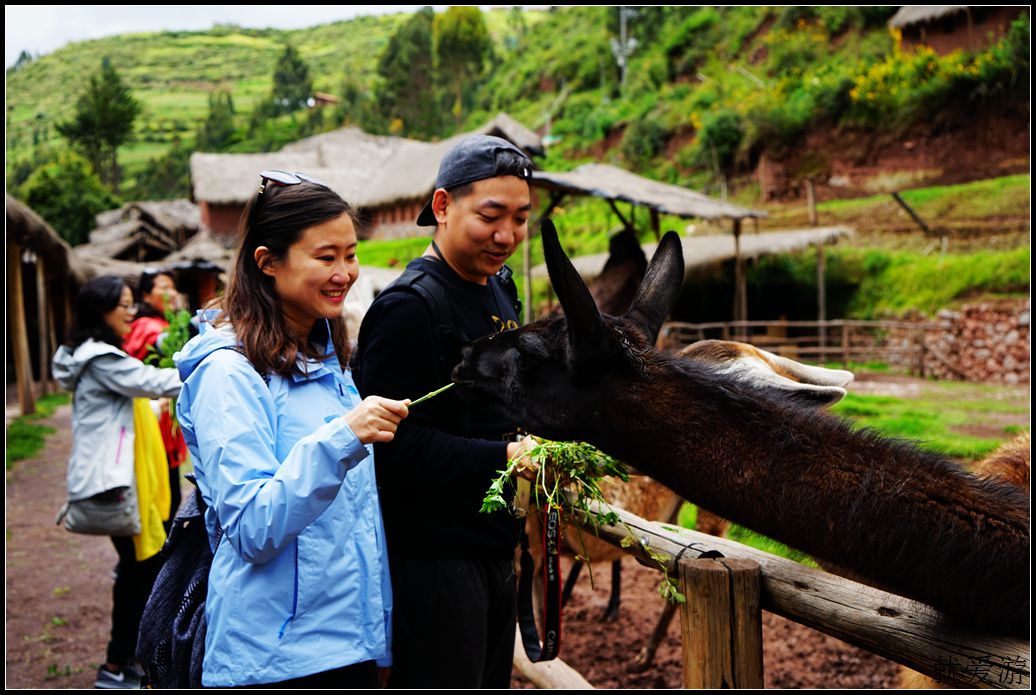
[532,227,854,279]
[521,162,768,324]
[532,226,854,330]
[532,163,767,221]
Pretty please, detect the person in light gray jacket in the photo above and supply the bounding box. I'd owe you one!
[53,275,181,689]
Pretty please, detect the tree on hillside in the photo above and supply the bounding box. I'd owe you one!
[133,137,191,200]
[271,44,313,114]
[375,7,443,138]
[56,58,141,195]
[434,6,493,126]
[503,7,527,53]
[196,90,237,151]
[20,151,120,246]
[336,75,377,132]
[10,49,34,71]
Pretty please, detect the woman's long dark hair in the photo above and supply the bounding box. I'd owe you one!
[135,269,176,319]
[65,275,129,350]
[215,181,357,376]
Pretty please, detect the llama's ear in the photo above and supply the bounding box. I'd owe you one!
[625,231,685,341]
[542,219,613,369]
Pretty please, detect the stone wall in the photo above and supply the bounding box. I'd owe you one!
[922,300,1030,384]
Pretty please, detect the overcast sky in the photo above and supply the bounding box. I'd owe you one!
[4,5,438,68]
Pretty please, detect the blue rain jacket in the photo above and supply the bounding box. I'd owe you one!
[174,316,392,687]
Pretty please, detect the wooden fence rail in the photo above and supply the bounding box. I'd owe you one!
[660,319,946,375]
[563,502,1030,689]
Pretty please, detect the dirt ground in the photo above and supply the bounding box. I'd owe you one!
[5,373,1028,689]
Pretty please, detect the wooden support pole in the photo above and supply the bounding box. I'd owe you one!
[8,242,36,416]
[526,191,566,324]
[679,557,763,689]
[891,191,933,235]
[36,258,50,396]
[732,219,746,338]
[817,242,826,364]
[806,177,818,226]
[650,208,660,241]
[607,199,632,229]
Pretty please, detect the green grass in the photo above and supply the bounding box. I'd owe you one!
[767,173,1031,238]
[5,393,71,470]
[831,385,1027,460]
[678,502,820,566]
[356,235,433,269]
[851,246,1030,317]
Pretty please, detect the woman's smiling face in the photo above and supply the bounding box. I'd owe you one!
[258,212,360,339]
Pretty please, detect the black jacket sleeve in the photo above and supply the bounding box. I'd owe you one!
[353,290,509,502]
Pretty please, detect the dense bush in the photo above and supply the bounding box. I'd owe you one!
[848,14,1030,128]
[20,151,120,246]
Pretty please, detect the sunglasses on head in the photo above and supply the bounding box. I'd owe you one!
[257,170,329,196]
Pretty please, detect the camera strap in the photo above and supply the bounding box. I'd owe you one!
[516,505,562,662]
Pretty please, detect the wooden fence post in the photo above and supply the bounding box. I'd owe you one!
[842,323,851,369]
[679,557,763,689]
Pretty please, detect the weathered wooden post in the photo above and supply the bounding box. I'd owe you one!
[817,241,826,364]
[806,177,818,226]
[8,241,36,415]
[732,218,746,340]
[841,322,851,369]
[36,258,51,396]
[679,556,763,689]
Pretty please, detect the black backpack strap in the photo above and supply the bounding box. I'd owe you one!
[379,267,459,378]
[494,264,522,320]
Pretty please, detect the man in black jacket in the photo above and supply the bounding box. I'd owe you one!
[353,135,537,688]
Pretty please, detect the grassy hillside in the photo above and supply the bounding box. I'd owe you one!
[5,14,410,161]
[6,8,1028,323]
[8,7,1028,189]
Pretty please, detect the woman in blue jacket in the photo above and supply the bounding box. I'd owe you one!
[174,173,409,688]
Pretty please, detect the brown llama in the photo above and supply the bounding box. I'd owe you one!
[454,221,1030,638]
[899,431,1031,688]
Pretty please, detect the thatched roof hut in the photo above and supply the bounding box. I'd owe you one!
[889,6,969,28]
[77,200,202,263]
[889,6,1025,54]
[6,195,90,283]
[190,113,543,238]
[6,196,90,414]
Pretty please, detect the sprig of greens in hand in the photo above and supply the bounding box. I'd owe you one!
[482,438,685,604]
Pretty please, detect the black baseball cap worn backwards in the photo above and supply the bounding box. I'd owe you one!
[416,134,532,226]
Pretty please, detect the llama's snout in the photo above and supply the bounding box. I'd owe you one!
[452,345,485,388]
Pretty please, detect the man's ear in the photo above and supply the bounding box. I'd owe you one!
[254,246,276,277]
[431,188,450,225]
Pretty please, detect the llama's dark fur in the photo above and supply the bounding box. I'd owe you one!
[455,223,1030,637]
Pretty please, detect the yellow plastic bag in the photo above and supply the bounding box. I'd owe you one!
[132,398,171,561]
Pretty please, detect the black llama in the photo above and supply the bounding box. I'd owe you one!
[453,220,1029,637]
